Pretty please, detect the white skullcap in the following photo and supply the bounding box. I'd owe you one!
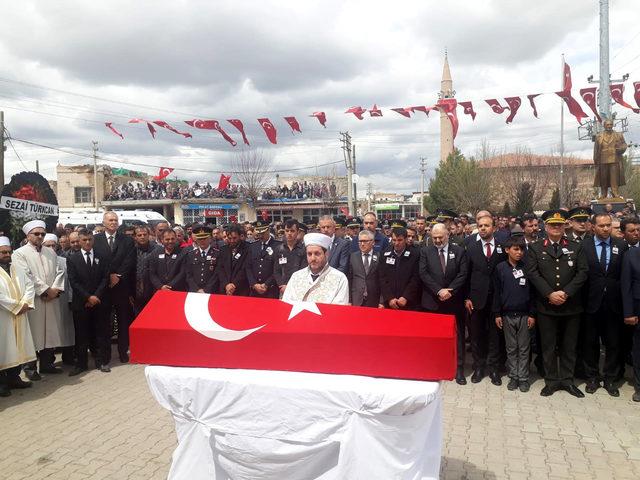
[304,232,332,250]
[22,220,46,235]
[44,233,58,243]
[0,236,11,247]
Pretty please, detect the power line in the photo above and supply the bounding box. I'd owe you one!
[2,127,28,170]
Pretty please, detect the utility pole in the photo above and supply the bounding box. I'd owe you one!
[92,141,99,210]
[366,182,373,212]
[559,55,565,208]
[35,160,39,174]
[0,111,5,187]
[352,144,357,207]
[340,132,355,215]
[420,157,427,216]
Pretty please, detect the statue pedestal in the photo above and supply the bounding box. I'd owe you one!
[590,197,631,214]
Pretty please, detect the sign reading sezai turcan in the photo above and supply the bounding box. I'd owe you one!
[130,291,456,381]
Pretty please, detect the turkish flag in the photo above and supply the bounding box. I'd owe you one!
[434,99,459,140]
[130,291,456,381]
[345,106,366,120]
[391,107,412,118]
[129,118,156,138]
[527,94,541,118]
[309,111,327,128]
[556,90,588,124]
[227,119,250,145]
[185,119,237,146]
[258,118,278,144]
[340,207,349,215]
[458,101,476,120]
[410,106,431,116]
[104,122,124,139]
[504,97,522,124]
[634,82,640,110]
[284,116,302,133]
[153,120,192,138]
[261,210,270,221]
[610,84,640,114]
[153,167,174,181]
[369,104,383,117]
[579,87,601,122]
[217,174,231,190]
[562,62,572,93]
[485,99,507,114]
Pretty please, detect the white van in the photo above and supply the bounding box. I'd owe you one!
[59,210,169,228]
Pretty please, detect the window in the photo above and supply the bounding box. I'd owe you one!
[74,187,93,204]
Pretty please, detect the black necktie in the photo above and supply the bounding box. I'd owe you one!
[553,243,559,255]
[108,235,115,251]
[85,251,92,267]
[439,249,446,273]
[599,242,608,272]
[311,273,319,282]
[363,253,370,274]
[201,249,206,259]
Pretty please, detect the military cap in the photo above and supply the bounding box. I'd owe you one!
[426,214,437,224]
[436,208,458,221]
[298,223,309,233]
[541,209,568,225]
[306,217,318,230]
[510,224,524,237]
[567,206,593,221]
[346,217,362,228]
[333,215,347,228]
[191,223,212,239]
[390,219,407,229]
[252,220,270,233]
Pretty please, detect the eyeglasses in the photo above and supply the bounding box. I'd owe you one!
[31,232,46,237]
[358,239,373,243]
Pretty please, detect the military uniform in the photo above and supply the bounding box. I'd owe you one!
[525,210,588,394]
[378,244,421,310]
[246,222,282,299]
[185,245,219,293]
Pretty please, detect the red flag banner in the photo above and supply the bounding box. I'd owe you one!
[153,120,192,139]
[504,97,522,124]
[391,107,412,118]
[217,174,231,190]
[284,116,302,133]
[434,99,459,140]
[458,101,476,120]
[258,118,278,144]
[410,106,431,116]
[555,91,588,124]
[153,167,174,181]
[309,111,327,128]
[345,106,366,120]
[527,94,540,118]
[485,99,507,114]
[579,87,601,122]
[227,119,250,145]
[369,104,383,117]
[185,119,237,146]
[105,122,124,139]
[129,118,157,138]
[634,82,640,110]
[562,62,572,93]
[610,84,640,114]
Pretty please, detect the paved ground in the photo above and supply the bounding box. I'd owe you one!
[1,357,639,479]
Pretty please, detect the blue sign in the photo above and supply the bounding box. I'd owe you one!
[182,204,239,210]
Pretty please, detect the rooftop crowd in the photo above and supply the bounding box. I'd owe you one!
[1,207,640,405]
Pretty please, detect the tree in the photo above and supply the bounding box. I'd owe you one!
[549,188,560,209]
[426,149,494,215]
[502,201,512,217]
[513,181,534,216]
[232,149,274,203]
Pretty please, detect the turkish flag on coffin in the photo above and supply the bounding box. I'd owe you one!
[130,291,456,381]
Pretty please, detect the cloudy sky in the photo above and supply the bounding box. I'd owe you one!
[1,0,639,195]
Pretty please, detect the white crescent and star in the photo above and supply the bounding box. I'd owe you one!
[183,292,322,342]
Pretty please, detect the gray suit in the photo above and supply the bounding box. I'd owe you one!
[348,250,381,307]
[328,236,350,274]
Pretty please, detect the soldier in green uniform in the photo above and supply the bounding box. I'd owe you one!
[566,207,592,243]
[525,210,589,397]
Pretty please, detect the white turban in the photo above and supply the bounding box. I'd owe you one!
[22,220,46,235]
[44,233,58,243]
[304,232,332,251]
[0,236,11,247]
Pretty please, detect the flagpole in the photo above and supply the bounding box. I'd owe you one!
[559,54,565,208]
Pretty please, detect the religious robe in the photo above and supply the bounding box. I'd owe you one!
[12,243,72,350]
[282,264,349,305]
[0,263,37,370]
[54,255,75,346]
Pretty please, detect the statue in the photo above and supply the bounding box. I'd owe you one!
[593,119,627,198]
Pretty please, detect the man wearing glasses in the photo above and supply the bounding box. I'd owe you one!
[12,220,67,379]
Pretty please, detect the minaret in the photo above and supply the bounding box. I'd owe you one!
[439,52,455,162]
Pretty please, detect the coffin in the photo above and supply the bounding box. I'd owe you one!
[130,291,456,381]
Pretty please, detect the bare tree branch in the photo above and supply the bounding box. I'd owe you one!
[232,149,275,203]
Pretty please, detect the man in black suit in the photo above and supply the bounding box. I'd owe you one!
[274,219,307,296]
[67,229,111,375]
[92,211,136,363]
[464,214,507,385]
[148,229,186,293]
[621,244,640,402]
[319,215,350,274]
[378,221,421,311]
[185,224,219,294]
[247,220,281,299]
[348,230,382,308]
[217,224,250,296]
[420,223,469,384]
[582,213,628,396]
[526,210,589,398]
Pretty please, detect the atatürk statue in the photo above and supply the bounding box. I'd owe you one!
[593,119,627,198]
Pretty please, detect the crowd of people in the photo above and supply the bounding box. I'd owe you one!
[261,181,339,200]
[1,207,640,404]
[105,180,244,201]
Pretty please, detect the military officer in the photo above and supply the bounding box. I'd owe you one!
[185,224,219,293]
[346,217,362,241]
[247,220,282,299]
[436,209,464,246]
[525,209,588,398]
[273,219,307,296]
[566,207,593,243]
